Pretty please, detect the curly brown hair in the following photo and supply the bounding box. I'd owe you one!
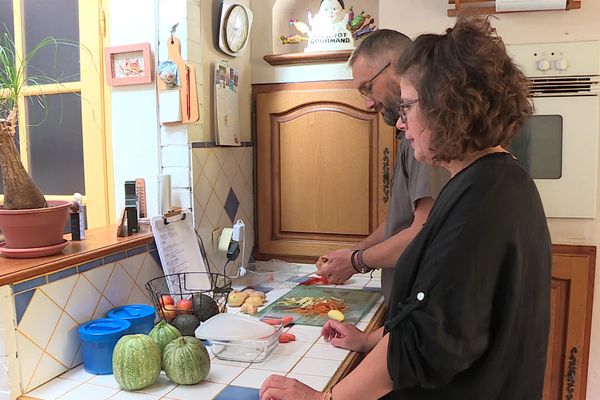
[395,16,533,162]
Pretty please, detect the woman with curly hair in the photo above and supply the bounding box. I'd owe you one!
[259,16,551,400]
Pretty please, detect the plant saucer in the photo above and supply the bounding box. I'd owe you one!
[0,239,68,259]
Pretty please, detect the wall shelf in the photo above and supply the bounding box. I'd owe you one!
[263,50,352,66]
[447,0,581,16]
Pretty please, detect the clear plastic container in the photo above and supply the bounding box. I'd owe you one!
[195,313,283,363]
[241,259,301,292]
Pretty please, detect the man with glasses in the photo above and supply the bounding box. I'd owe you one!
[316,29,448,305]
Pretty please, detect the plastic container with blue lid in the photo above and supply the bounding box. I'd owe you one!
[78,318,131,374]
[106,304,156,334]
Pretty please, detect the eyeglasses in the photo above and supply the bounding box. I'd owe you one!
[358,61,391,97]
[397,99,420,124]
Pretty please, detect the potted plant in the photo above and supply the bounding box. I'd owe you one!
[0,33,72,256]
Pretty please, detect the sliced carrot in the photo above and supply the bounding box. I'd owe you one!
[281,316,294,326]
[263,318,282,325]
[278,335,290,343]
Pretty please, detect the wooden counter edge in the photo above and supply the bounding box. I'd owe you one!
[325,302,387,390]
[0,224,154,287]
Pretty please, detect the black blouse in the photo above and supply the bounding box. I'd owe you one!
[384,153,552,400]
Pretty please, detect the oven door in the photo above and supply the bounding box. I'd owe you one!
[509,95,599,218]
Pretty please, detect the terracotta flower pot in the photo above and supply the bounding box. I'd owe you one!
[0,200,71,249]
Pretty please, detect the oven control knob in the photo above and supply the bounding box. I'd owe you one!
[554,58,568,71]
[537,59,551,71]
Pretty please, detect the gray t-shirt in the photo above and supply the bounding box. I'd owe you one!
[380,132,448,304]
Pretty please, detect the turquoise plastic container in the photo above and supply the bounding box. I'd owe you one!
[78,318,130,374]
[106,304,156,334]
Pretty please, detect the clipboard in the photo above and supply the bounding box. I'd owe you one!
[150,210,211,294]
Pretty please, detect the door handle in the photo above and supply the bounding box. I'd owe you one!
[383,147,390,203]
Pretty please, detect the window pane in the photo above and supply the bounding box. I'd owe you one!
[28,93,85,194]
[0,0,14,38]
[23,0,80,83]
[0,0,15,89]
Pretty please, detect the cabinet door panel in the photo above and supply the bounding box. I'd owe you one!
[278,107,371,235]
[255,81,394,261]
[542,245,595,400]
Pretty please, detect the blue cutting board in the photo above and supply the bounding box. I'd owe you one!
[256,285,382,326]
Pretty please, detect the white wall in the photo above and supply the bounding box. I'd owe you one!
[379,0,600,397]
[251,0,353,83]
[108,0,161,220]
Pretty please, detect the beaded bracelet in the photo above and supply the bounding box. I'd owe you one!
[350,249,361,273]
[356,249,373,274]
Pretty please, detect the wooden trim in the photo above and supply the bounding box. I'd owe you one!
[252,80,355,95]
[0,225,153,286]
[447,0,581,16]
[263,50,352,66]
[550,244,595,400]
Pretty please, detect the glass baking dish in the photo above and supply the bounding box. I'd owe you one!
[206,322,283,362]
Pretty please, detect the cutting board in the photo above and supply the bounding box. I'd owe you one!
[257,286,382,326]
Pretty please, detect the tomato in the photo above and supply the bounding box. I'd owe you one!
[176,298,193,314]
[159,294,174,307]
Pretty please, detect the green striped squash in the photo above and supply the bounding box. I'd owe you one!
[163,336,211,385]
[112,334,161,391]
[149,320,181,366]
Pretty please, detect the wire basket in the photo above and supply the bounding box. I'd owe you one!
[145,272,232,323]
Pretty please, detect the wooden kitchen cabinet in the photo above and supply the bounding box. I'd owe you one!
[543,245,595,400]
[253,80,395,262]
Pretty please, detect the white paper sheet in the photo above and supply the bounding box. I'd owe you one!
[496,0,565,12]
[159,88,182,124]
[150,212,211,294]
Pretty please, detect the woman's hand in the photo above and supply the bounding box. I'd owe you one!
[259,375,322,400]
[321,320,372,353]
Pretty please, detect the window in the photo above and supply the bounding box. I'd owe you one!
[0,0,111,228]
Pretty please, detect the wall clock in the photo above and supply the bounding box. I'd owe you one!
[218,3,253,57]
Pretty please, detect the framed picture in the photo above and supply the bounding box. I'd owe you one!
[104,43,152,86]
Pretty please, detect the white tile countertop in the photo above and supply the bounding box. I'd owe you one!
[20,266,384,400]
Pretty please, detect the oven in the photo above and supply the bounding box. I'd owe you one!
[507,41,600,218]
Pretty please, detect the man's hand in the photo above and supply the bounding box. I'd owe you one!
[316,248,355,284]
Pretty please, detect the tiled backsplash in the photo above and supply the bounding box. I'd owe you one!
[191,144,255,278]
[5,244,163,395]
[0,143,256,398]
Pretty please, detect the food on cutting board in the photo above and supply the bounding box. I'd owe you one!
[228,289,267,315]
[171,314,201,336]
[163,336,211,385]
[112,334,161,391]
[277,296,348,316]
[327,309,345,322]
